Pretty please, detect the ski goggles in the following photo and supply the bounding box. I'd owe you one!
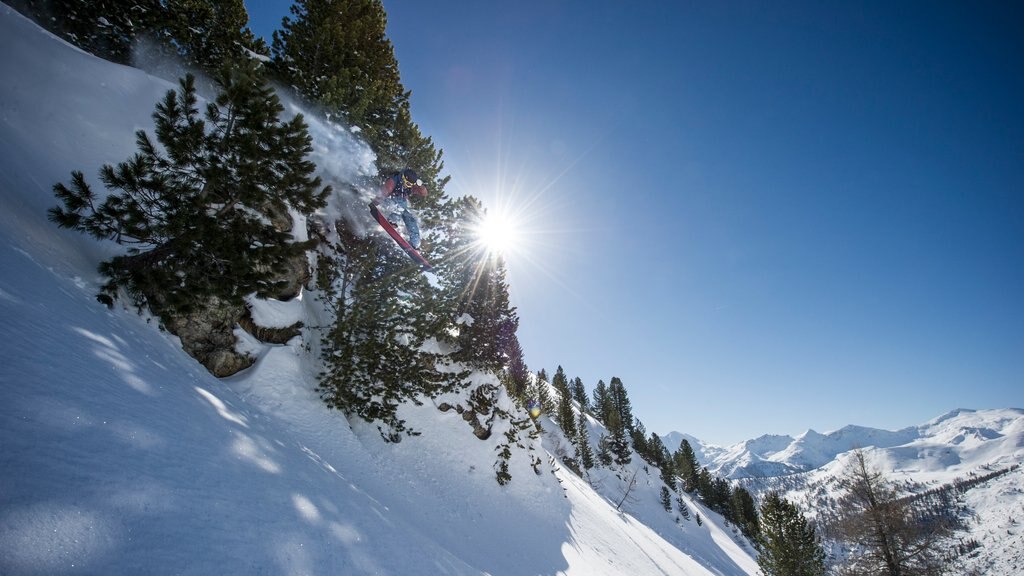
[401,174,423,188]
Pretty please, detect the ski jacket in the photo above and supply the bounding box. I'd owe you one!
[381,173,428,200]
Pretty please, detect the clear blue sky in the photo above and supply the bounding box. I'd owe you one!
[246,1,1023,446]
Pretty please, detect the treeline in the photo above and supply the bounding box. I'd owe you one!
[521,367,763,541]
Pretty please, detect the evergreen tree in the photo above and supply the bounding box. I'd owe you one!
[49,65,329,315]
[10,0,263,71]
[576,407,596,472]
[711,477,733,515]
[570,376,589,413]
[660,486,673,512]
[271,0,403,164]
[590,377,632,466]
[9,0,161,64]
[674,440,701,493]
[502,335,530,400]
[605,407,631,466]
[533,369,555,414]
[608,377,634,433]
[696,467,715,504]
[631,418,650,460]
[648,432,676,490]
[592,379,611,424]
[730,486,760,540]
[756,491,826,576]
[316,220,466,441]
[161,0,264,71]
[553,366,577,439]
[596,433,614,467]
[677,494,692,521]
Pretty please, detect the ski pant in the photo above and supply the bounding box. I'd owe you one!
[382,197,421,249]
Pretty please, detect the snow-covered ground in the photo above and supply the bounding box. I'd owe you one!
[0,5,758,575]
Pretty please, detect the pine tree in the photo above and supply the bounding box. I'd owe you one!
[660,486,673,512]
[552,366,577,439]
[631,418,650,460]
[605,407,631,466]
[10,0,263,71]
[648,432,676,490]
[576,408,596,472]
[316,220,466,441]
[9,0,162,64]
[678,494,692,521]
[271,0,402,161]
[570,376,589,413]
[674,439,701,493]
[49,65,329,315]
[608,377,634,434]
[756,491,826,576]
[594,377,632,466]
[436,197,519,372]
[730,486,760,540]
[533,369,555,414]
[597,433,613,467]
[502,335,530,400]
[592,379,611,424]
[160,0,264,71]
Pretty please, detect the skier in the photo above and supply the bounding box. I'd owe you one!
[379,168,428,250]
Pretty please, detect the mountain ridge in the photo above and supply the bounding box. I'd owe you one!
[662,406,1024,479]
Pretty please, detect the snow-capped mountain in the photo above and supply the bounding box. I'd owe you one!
[664,408,1022,480]
[664,408,1024,574]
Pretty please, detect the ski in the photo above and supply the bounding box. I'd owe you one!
[368,201,433,271]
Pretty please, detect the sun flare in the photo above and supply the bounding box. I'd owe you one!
[475,210,521,255]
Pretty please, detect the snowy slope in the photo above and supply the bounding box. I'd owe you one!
[0,5,758,575]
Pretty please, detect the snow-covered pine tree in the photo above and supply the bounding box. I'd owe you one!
[271,0,400,162]
[10,0,263,71]
[8,0,161,64]
[660,486,673,512]
[316,220,465,441]
[158,0,264,71]
[49,63,329,316]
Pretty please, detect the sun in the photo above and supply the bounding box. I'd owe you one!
[475,209,521,255]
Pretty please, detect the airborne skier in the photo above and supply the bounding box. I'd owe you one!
[378,168,427,250]
[369,168,432,270]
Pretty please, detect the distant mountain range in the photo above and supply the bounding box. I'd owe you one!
[662,407,1024,479]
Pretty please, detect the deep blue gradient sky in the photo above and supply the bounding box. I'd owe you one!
[246,1,1023,445]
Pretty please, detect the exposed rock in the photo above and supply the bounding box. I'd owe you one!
[238,308,302,345]
[159,296,253,377]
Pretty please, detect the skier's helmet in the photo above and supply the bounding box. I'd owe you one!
[400,169,421,188]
